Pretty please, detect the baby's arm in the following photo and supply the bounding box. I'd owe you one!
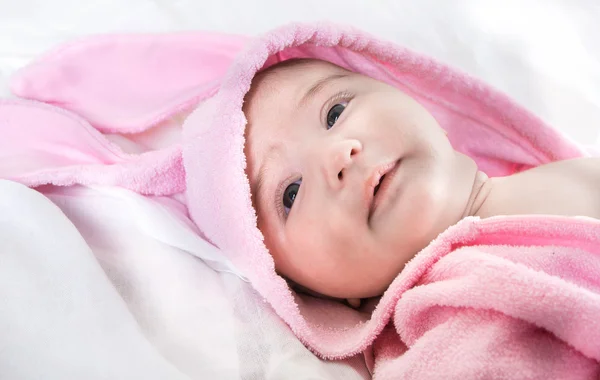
[476,157,600,219]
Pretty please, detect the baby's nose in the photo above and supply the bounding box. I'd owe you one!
[322,139,362,190]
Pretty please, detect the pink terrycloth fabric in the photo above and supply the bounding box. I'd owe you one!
[3,31,249,194]
[2,22,600,378]
[368,216,600,379]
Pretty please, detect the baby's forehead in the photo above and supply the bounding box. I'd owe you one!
[261,58,346,80]
[256,59,348,91]
[245,59,349,115]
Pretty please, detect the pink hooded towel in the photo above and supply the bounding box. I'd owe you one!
[2,22,600,379]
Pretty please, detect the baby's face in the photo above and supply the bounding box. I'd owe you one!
[244,60,478,299]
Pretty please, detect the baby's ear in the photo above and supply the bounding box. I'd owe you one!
[10,32,249,134]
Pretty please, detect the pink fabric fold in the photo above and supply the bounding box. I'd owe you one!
[2,31,249,195]
[2,22,599,378]
[372,216,600,379]
[11,31,249,133]
[0,98,184,195]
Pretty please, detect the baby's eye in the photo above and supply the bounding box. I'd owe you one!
[283,179,301,214]
[326,103,347,129]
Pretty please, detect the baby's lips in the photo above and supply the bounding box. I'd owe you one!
[365,161,397,219]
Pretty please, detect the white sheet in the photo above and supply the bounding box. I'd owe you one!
[0,181,369,379]
[1,0,600,379]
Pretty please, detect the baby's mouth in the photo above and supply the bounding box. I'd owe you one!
[371,174,389,214]
[367,161,399,220]
[373,176,384,196]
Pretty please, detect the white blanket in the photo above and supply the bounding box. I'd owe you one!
[1,0,599,378]
[0,181,368,379]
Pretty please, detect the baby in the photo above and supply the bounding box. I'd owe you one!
[243,58,600,306]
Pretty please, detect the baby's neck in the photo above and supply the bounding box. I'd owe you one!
[463,170,493,218]
[463,158,600,220]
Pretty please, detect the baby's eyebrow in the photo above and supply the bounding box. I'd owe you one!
[299,73,349,108]
[252,160,267,212]
[251,143,280,215]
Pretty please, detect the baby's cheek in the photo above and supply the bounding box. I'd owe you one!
[290,221,341,262]
[396,187,445,247]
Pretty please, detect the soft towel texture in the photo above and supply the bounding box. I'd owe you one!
[370,216,600,379]
[3,22,600,378]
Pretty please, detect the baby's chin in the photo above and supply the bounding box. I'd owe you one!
[408,152,483,233]
[338,268,404,300]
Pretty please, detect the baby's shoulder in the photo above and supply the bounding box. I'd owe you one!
[478,158,600,219]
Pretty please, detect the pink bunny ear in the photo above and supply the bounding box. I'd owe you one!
[0,99,185,196]
[10,32,250,134]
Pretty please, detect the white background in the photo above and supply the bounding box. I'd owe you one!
[1,0,599,144]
